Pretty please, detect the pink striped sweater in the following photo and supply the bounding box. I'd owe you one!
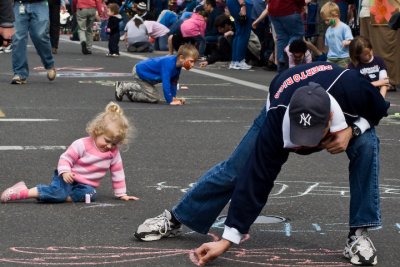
[57,137,127,197]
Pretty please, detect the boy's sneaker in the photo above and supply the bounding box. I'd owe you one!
[1,181,28,203]
[112,53,120,57]
[343,228,377,266]
[11,75,27,84]
[115,81,127,101]
[47,68,57,81]
[106,53,113,57]
[134,210,182,241]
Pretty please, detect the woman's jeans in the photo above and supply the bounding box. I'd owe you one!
[269,13,304,72]
[37,171,97,203]
[12,1,54,79]
[226,0,253,62]
[173,108,381,234]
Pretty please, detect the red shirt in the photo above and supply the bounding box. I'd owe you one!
[268,0,306,17]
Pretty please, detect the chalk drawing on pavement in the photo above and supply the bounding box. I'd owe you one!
[147,180,400,199]
[0,246,350,266]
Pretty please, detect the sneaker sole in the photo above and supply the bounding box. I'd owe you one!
[11,80,27,85]
[134,228,182,242]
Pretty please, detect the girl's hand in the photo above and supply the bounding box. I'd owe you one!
[120,195,139,201]
[62,172,75,184]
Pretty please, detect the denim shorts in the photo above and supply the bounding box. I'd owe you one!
[37,170,97,203]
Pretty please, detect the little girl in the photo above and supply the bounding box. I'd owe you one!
[106,3,122,57]
[348,36,389,98]
[1,102,139,203]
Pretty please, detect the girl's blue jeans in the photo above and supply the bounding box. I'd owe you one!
[37,171,97,203]
[172,108,381,234]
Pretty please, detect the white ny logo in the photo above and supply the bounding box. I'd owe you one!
[299,113,312,126]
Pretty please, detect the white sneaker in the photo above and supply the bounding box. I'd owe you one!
[235,60,252,70]
[229,61,239,69]
[134,210,182,241]
[3,44,12,53]
[115,81,126,101]
[343,228,377,266]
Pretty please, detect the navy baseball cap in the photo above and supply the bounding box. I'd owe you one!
[389,12,400,30]
[289,82,331,146]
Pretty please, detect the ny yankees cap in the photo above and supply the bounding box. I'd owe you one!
[289,82,331,147]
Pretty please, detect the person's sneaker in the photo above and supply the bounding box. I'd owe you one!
[112,53,120,57]
[47,68,57,81]
[1,181,28,203]
[106,53,113,57]
[81,41,90,55]
[234,60,252,70]
[343,229,377,266]
[52,47,57,54]
[11,75,27,85]
[228,61,238,69]
[115,81,126,101]
[134,210,182,241]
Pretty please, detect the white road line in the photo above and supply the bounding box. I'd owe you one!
[0,119,58,122]
[61,37,270,92]
[0,146,66,150]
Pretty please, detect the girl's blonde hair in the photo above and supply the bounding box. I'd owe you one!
[320,1,340,20]
[349,36,373,67]
[86,102,132,144]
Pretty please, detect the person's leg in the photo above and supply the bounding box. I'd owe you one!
[172,108,267,234]
[235,2,253,62]
[85,8,97,52]
[70,183,97,202]
[28,2,55,70]
[346,128,381,229]
[12,2,30,80]
[336,1,348,24]
[36,171,73,203]
[226,0,240,62]
[344,128,380,265]
[76,8,88,44]
[157,34,169,51]
[48,0,61,50]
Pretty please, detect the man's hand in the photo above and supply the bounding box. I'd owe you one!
[62,172,75,184]
[321,127,353,154]
[119,195,139,201]
[194,239,232,266]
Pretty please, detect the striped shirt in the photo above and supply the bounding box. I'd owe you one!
[57,137,127,197]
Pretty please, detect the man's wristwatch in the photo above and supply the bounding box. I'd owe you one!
[240,2,246,7]
[351,125,361,137]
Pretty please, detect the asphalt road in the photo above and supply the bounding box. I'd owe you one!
[0,37,399,267]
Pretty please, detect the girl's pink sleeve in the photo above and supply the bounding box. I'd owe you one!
[200,20,206,37]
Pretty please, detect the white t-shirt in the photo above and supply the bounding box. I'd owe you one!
[125,20,149,44]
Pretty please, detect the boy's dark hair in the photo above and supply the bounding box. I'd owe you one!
[108,3,120,15]
[289,39,308,54]
[214,14,232,28]
[349,36,373,66]
[205,0,217,8]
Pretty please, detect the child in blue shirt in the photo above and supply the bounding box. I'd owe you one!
[320,1,353,68]
[115,43,198,105]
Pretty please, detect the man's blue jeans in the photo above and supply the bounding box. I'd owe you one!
[346,128,381,229]
[173,109,381,234]
[12,1,54,79]
[173,108,267,234]
[269,13,304,72]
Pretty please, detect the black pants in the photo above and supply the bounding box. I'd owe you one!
[48,0,61,49]
[108,33,120,54]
